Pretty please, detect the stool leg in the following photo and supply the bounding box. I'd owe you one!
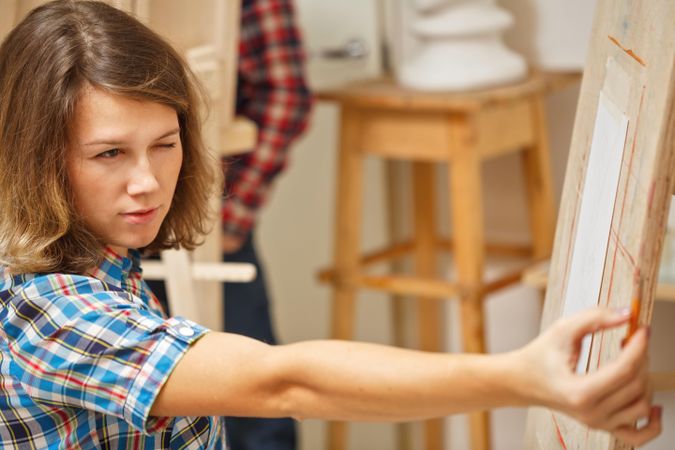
[385,160,415,450]
[328,106,364,450]
[412,162,444,450]
[449,150,491,450]
[522,96,556,260]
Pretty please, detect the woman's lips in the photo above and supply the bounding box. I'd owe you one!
[121,207,159,225]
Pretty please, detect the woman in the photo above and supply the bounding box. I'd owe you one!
[0,1,661,449]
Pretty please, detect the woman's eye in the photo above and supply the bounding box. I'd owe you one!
[158,142,177,149]
[97,148,120,158]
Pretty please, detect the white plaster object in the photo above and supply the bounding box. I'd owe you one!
[399,0,527,91]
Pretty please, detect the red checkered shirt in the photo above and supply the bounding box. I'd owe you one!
[222,0,313,237]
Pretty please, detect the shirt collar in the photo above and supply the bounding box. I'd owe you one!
[86,247,142,288]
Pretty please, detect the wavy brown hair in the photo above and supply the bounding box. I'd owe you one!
[0,0,221,274]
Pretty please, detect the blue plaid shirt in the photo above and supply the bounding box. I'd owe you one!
[0,248,226,449]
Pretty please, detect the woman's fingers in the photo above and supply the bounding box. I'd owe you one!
[604,391,653,430]
[570,369,650,429]
[578,327,649,402]
[532,309,641,411]
[594,365,650,422]
[537,308,660,446]
[612,406,663,447]
[556,308,631,345]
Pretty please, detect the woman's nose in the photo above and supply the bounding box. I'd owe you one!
[127,159,160,196]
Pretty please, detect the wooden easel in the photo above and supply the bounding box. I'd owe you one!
[524,1,675,449]
[1,0,258,325]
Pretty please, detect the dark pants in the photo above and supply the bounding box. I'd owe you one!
[146,233,297,450]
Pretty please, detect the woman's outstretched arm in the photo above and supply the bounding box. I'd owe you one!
[150,308,660,446]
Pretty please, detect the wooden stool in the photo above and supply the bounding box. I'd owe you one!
[318,72,580,450]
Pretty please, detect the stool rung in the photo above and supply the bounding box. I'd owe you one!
[656,284,675,302]
[360,242,414,265]
[481,267,530,295]
[651,372,675,392]
[321,264,535,300]
[318,241,535,283]
[358,274,460,298]
[438,239,533,258]
[317,243,412,282]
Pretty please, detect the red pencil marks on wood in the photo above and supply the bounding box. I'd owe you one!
[593,272,641,369]
[551,414,569,450]
[612,228,637,267]
[603,86,645,315]
[594,321,606,369]
[608,35,646,67]
[596,83,645,366]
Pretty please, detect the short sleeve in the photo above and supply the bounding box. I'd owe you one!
[0,274,209,434]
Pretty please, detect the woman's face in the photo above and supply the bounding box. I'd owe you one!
[67,86,183,256]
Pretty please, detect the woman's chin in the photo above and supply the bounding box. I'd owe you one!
[112,234,158,251]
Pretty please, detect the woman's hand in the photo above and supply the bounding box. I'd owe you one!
[514,308,662,447]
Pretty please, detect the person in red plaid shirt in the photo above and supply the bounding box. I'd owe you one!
[221,0,312,448]
[222,0,312,245]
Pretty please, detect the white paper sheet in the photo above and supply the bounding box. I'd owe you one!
[562,91,629,373]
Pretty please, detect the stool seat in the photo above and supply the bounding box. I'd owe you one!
[318,71,580,450]
[318,72,579,112]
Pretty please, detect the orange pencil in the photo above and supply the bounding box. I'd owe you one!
[621,278,642,347]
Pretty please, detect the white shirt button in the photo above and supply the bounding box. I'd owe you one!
[178,326,195,337]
